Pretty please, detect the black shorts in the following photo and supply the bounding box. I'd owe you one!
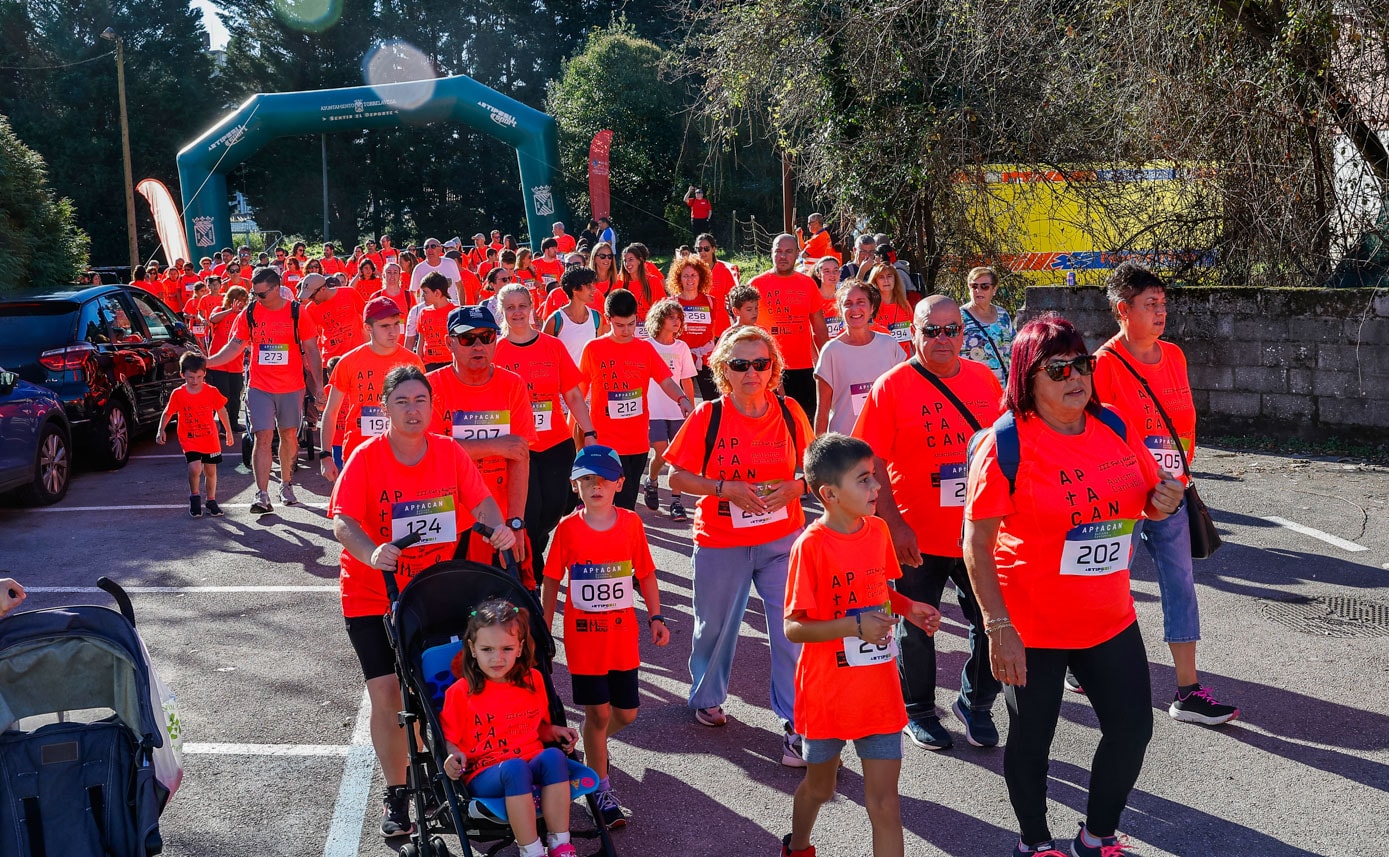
[184,451,224,464]
[571,668,640,710]
[345,614,396,681]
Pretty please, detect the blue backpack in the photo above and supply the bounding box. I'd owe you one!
[967,405,1128,494]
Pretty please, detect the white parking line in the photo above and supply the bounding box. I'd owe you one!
[324,688,376,857]
[185,742,350,757]
[1261,516,1369,553]
[29,586,337,593]
[34,504,241,512]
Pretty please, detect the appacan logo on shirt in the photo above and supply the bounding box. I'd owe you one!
[531,185,555,217]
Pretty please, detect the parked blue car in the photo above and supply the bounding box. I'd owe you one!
[0,368,70,504]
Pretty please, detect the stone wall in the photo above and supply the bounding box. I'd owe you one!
[1019,286,1389,441]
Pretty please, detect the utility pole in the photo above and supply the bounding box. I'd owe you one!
[321,134,330,241]
[102,28,138,273]
[781,153,794,235]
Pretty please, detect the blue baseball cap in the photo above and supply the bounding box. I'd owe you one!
[447,304,500,336]
[571,445,623,481]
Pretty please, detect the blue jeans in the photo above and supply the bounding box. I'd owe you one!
[469,747,569,798]
[1138,514,1201,643]
[687,530,801,728]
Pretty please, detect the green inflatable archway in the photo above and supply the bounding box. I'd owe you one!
[177,74,569,255]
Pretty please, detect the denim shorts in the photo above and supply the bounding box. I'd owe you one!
[1139,514,1201,643]
[801,730,903,765]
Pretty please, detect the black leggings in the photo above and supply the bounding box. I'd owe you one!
[615,452,649,510]
[694,366,718,402]
[895,555,1000,720]
[524,440,577,569]
[207,369,244,430]
[1003,621,1153,845]
[781,367,816,425]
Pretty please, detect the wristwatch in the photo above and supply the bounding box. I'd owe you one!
[649,615,667,626]
[583,430,598,439]
[506,517,525,531]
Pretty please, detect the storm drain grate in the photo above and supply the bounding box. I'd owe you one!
[1259,595,1389,638]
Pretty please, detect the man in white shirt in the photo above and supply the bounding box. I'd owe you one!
[408,237,462,300]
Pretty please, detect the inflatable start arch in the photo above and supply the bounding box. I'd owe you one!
[176,74,569,254]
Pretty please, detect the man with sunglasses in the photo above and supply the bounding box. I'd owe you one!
[409,238,463,301]
[752,234,830,422]
[427,306,538,583]
[206,267,325,514]
[853,295,1004,752]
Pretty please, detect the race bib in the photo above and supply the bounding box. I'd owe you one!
[1145,435,1185,473]
[258,343,290,366]
[190,324,207,337]
[729,503,789,530]
[452,410,511,440]
[888,321,912,343]
[825,317,845,338]
[359,405,387,436]
[635,326,651,339]
[607,390,643,420]
[532,400,554,432]
[1059,519,1137,576]
[683,308,711,326]
[569,561,635,612]
[842,609,898,667]
[850,382,872,416]
[390,496,457,547]
[938,462,967,507]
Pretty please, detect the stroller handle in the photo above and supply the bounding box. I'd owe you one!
[469,522,522,583]
[97,577,137,627]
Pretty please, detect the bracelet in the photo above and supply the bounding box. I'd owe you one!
[715,479,724,498]
[984,619,1014,637]
[649,615,667,625]
[583,430,598,438]
[984,615,1012,629]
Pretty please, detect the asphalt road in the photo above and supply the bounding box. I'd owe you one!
[4,439,1387,857]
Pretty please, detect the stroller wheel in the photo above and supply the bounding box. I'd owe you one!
[397,844,420,857]
[428,836,451,856]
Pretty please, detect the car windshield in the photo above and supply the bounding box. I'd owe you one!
[0,303,78,350]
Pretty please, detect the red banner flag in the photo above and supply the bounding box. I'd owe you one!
[588,130,613,221]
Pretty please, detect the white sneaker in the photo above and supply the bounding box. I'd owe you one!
[279,484,299,506]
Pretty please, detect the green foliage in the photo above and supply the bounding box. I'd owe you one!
[0,114,88,292]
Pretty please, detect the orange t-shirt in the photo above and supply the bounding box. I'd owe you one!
[709,262,737,311]
[873,302,914,354]
[853,359,1003,558]
[165,384,227,455]
[677,294,728,353]
[543,287,572,319]
[1093,338,1196,486]
[207,307,244,373]
[328,344,427,460]
[231,302,321,394]
[802,229,841,262]
[614,281,657,321]
[578,336,673,455]
[414,303,456,365]
[496,333,584,452]
[439,670,550,783]
[427,366,538,513]
[454,268,484,305]
[555,234,577,254]
[320,257,347,278]
[306,288,368,362]
[328,433,491,617]
[965,410,1161,649]
[532,257,565,286]
[196,292,223,323]
[371,287,414,318]
[351,276,381,303]
[751,271,821,370]
[663,394,813,549]
[786,517,907,740]
[542,509,656,675]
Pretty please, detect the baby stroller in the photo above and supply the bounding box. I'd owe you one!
[383,524,616,857]
[0,578,181,857]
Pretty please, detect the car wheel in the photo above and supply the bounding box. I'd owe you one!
[95,401,132,469]
[19,423,71,505]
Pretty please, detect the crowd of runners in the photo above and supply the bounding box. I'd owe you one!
[113,218,1242,857]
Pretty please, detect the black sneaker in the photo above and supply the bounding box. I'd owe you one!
[379,785,414,838]
[643,479,659,511]
[952,698,999,747]
[1064,670,1085,695]
[1169,684,1239,725]
[903,716,953,750]
[669,498,688,522]
[189,495,202,518]
[593,786,625,829]
[1070,823,1132,856]
[206,500,224,517]
[1014,840,1067,856]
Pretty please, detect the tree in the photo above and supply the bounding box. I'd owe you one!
[0,114,88,291]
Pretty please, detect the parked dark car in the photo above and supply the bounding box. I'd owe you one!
[0,285,201,469]
[0,367,70,504]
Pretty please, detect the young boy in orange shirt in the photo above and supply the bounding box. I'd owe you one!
[782,433,941,857]
[156,353,235,518]
[541,445,669,831]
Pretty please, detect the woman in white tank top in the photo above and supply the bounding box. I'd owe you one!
[543,267,606,365]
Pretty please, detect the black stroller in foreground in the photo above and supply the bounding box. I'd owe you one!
[382,524,616,857]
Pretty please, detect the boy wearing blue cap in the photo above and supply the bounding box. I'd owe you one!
[541,445,669,830]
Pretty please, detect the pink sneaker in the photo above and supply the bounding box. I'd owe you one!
[549,843,578,857]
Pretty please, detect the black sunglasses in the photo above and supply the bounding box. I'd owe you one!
[726,357,772,373]
[595,252,614,259]
[920,323,963,339]
[452,329,497,346]
[251,288,274,299]
[1040,355,1097,381]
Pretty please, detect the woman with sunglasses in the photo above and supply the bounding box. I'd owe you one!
[1092,262,1237,724]
[494,283,597,568]
[589,242,619,298]
[961,266,1016,383]
[865,262,915,355]
[664,326,814,767]
[695,233,739,313]
[962,314,1183,857]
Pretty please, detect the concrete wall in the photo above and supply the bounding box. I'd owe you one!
[1019,286,1389,441]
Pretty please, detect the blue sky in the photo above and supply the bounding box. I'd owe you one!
[192,0,230,51]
